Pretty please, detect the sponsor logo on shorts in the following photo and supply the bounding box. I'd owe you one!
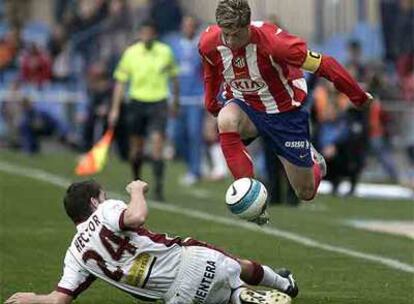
[230,78,266,93]
[284,140,310,149]
[193,260,216,304]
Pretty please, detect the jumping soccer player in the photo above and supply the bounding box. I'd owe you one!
[199,0,373,202]
[5,180,297,304]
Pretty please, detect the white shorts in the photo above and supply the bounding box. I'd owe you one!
[164,246,244,304]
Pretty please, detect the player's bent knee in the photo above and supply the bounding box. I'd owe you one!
[217,110,241,133]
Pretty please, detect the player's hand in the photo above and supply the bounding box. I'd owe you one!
[5,292,36,304]
[359,92,374,110]
[126,180,149,195]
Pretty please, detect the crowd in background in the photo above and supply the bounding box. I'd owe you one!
[0,0,413,202]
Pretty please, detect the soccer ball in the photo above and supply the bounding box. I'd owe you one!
[225,178,268,220]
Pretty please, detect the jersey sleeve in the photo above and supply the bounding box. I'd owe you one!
[315,55,368,106]
[270,30,368,107]
[56,251,96,299]
[201,55,223,116]
[270,30,309,68]
[113,49,131,83]
[198,27,224,116]
[100,199,128,232]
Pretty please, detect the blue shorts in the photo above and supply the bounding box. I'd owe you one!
[231,99,313,168]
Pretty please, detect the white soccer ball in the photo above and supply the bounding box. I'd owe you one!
[225,178,268,220]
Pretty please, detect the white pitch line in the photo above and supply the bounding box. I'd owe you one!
[0,161,413,274]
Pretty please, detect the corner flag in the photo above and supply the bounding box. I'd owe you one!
[75,128,114,176]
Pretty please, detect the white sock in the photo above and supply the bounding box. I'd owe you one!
[260,266,290,291]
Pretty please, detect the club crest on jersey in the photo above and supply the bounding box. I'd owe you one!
[233,56,246,68]
[230,78,266,93]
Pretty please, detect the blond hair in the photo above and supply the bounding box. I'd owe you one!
[216,0,251,29]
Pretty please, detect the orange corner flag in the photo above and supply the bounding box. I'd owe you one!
[75,128,114,176]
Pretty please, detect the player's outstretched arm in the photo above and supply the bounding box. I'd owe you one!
[123,180,149,229]
[302,50,372,108]
[5,291,72,304]
[271,30,372,108]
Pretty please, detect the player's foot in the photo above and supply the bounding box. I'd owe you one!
[239,288,291,304]
[276,269,299,298]
[310,144,327,177]
[249,210,269,226]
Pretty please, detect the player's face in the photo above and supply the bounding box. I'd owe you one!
[221,26,250,49]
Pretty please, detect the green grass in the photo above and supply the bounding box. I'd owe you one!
[1,149,413,304]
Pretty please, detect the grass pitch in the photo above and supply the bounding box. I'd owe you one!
[0,149,413,304]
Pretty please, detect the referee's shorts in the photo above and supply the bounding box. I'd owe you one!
[127,99,168,137]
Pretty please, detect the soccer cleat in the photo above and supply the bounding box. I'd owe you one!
[276,269,299,298]
[239,288,292,304]
[310,144,327,177]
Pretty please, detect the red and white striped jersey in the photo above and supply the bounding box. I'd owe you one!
[199,22,368,116]
[56,200,184,301]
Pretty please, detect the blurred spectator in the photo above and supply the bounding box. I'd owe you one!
[64,0,108,62]
[51,42,83,85]
[47,25,67,60]
[394,0,414,101]
[346,40,367,83]
[130,0,151,30]
[65,0,108,35]
[406,113,414,169]
[368,99,401,183]
[380,0,414,101]
[81,59,129,160]
[82,61,112,151]
[48,25,83,85]
[314,82,369,196]
[314,88,348,195]
[20,43,52,87]
[0,28,21,71]
[4,0,29,28]
[366,63,399,101]
[150,0,182,38]
[1,81,24,148]
[54,0,76,24]
[99,0,133,70]
[19,97,67,154]
[108,21,180,201]
[168,16,204,185]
